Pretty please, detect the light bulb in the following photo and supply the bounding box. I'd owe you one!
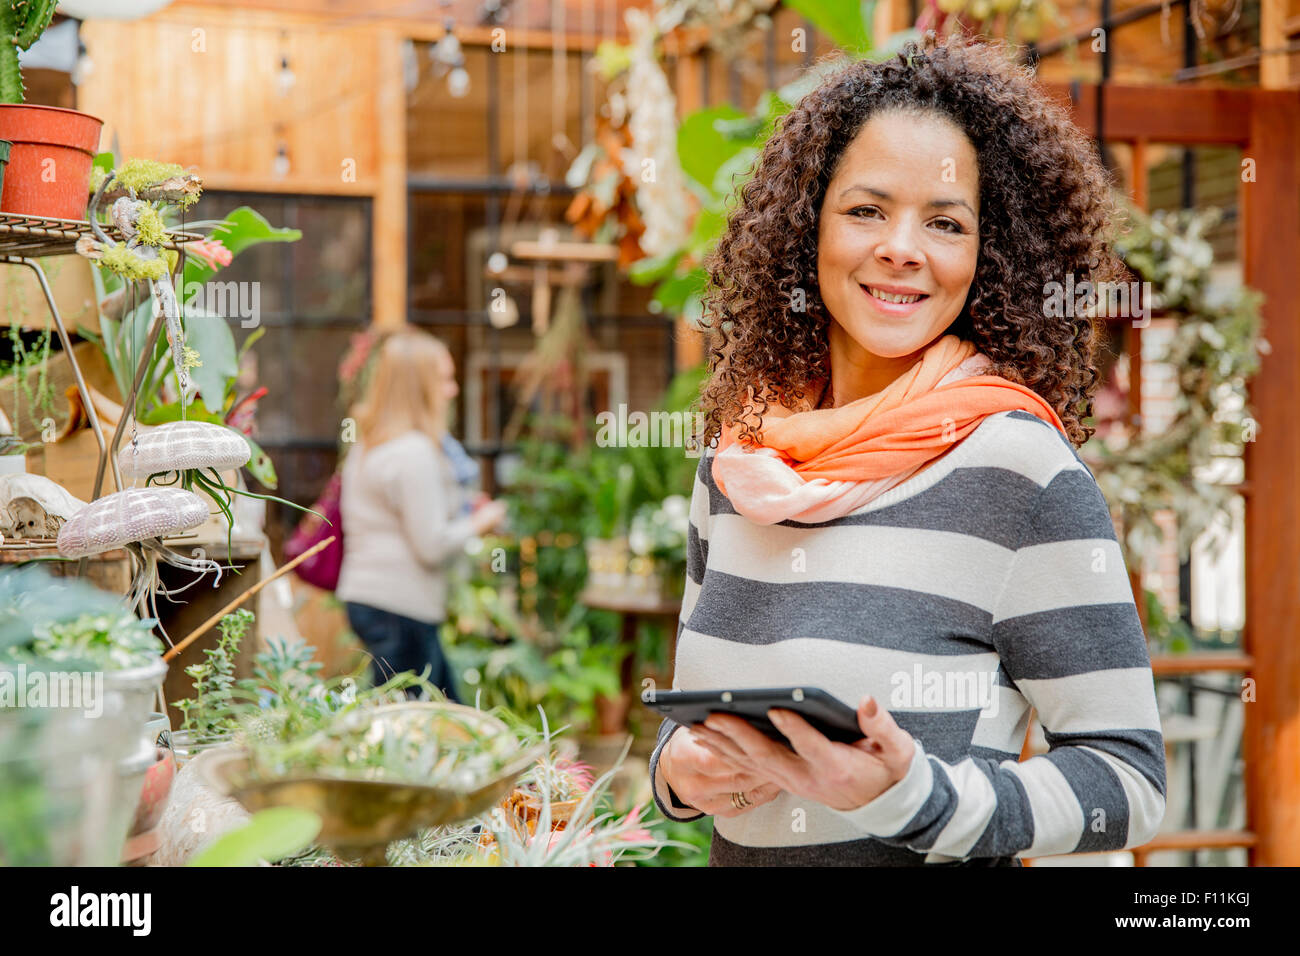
[278,56,296,96]
[273,147,290,178]
[447,66,470,98]
[488,294,519,329]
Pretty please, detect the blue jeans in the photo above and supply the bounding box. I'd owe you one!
[344,602,460,703]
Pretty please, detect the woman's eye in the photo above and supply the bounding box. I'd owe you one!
[848,207,963,234]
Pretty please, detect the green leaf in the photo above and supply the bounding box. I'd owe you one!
[784,0,872,54]
[137,400,224,426]
[183,307,239,416]
[710,147,759,207]
[182,206,301,289]
[187,807,322,867]
[652,269,707,316]
[628,248,684,286]
[677,105,751,195]
[238,325,267,361]
[240,430,278,490]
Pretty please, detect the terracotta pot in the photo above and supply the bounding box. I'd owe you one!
[0,105,103,220]
[129,746,176,836]
[594,690,631,735]
[515,791,582,825]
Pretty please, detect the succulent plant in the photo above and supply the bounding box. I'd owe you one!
[0,0,57,105]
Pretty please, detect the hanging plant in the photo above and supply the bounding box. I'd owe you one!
[76,159,201,409]
[117,420,323,564]
[55,485,222,627]
[1082,199,1268,565]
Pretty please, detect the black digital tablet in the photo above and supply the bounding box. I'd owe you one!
[644,686,865,747]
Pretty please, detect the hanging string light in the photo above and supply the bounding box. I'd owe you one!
[430,14,469,98]
[272,126,290,178]
[277,29,295,96]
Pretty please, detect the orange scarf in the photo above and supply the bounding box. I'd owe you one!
[711,335,1067,524]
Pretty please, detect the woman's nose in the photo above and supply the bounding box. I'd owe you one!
[874,219,924,268]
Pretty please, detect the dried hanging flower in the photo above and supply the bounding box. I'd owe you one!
[623,7,691,261]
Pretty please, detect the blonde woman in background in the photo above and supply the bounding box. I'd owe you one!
[336,329,507,698]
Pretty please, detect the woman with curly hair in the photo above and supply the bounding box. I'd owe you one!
[650,33,1166,866]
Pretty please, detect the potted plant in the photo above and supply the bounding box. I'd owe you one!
[0,565,169,864]
[0,1,104,219]
[628,494,690,602]
[581,457,636,600]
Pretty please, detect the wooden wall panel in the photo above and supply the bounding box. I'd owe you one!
[77,5,409,326]
[78,8,384,195]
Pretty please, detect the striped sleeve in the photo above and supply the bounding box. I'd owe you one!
[648,450,712,822]
[830,462,1167,858]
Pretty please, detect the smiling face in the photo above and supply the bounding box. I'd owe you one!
[815,108,981,402]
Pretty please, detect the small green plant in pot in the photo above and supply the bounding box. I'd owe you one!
[170,608,253,763]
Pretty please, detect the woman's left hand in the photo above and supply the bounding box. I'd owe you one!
[691,696,916,813]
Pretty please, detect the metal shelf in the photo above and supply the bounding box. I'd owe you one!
[1,211,202,577]
[0,213,202,259]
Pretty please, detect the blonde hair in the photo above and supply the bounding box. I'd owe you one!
[353,328,454,450]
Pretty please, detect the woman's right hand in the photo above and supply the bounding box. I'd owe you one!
[469,498,507,535]
[660,726,783,818]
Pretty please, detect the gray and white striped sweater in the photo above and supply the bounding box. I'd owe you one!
[649,409,1167,866]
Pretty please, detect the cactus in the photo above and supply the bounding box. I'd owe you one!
[0,0,57,105]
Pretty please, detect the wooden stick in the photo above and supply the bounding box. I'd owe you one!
[163,536,336,662]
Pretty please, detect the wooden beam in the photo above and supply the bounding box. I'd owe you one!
[373,27,407,329]
[173,1,637,49]
[1261,0,1291,88]
[1241,87,1300,866]
[872,0,915,40]
[198,173,375,196]
[1149,653,1254,676]
[670,36,707,374]
[1130,829,1256,865]
[1042,84,1253,144]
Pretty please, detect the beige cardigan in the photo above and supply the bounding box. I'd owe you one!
[335,431,475,624]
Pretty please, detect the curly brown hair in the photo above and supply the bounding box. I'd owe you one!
[696,32,1125,450]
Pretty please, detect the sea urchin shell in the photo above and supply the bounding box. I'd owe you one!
[119,421,251,479]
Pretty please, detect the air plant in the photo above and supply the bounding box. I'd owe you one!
[55,485,223,631]
[77,159,202,407]
[241,696,522,789]
[387,708,675,867]
[117,420,324,571]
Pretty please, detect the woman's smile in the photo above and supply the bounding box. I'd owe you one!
[859,283,931,317]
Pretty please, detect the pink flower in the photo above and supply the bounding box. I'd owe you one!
[185,238,233,271]
[618,803,652,844]
[554,758,595,794]
[339,330,379,384]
